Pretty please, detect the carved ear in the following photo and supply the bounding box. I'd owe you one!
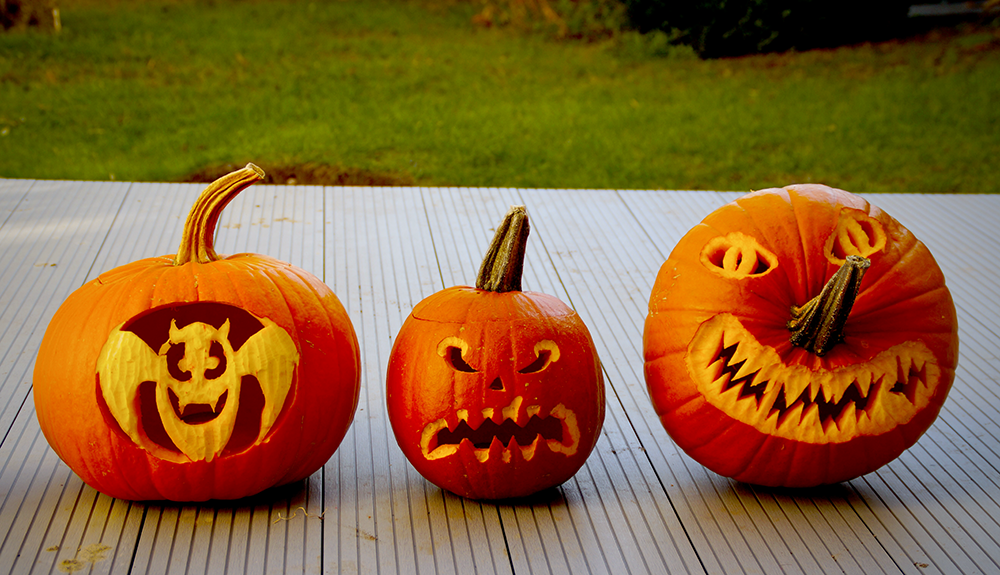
[168,318,182,342]
[218,319,231,343]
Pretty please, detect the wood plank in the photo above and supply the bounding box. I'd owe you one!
[2,180,1000,574]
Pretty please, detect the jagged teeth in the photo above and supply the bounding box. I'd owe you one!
[732,357,759,381]
[783,371,810,404]
[854,371,872,397]
[707,357,727,381]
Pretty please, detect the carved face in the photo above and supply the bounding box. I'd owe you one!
[96,302,298,463]
[644,185,958,487]
[387,287,605,500]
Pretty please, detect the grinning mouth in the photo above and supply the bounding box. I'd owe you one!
[420,396,581,463]
[687,314,940,443]
[169,389,228,424]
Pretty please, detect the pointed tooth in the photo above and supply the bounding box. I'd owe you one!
[519,436,540,461]
[732,357,759,382]
[778,401,806,434]
[808,377,822,403]
[897,354,911,384]
[728,342,755,370]
[722,328,742,349]
[784,370,810,403]
[714,371,734,395]
[826,373,846,405]
[836,402,858,437]
[481,407,495,421]
[707,357,727,380]
[526,405,541,418]
[550,403,568,419]
[502,396,524,424]
[854,370,872,397]
[800,403,823,434]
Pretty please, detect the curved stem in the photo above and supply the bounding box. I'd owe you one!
[174,163,265,265]
[787,255,870,356]
[476,205,530,292]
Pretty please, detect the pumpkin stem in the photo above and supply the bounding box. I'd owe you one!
[476,205,530,292]
[174,163,265,265]
[787,255,870,356]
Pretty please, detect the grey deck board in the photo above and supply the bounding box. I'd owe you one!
[2,179,999,574]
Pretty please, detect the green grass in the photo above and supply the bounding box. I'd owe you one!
[1,0,998,193]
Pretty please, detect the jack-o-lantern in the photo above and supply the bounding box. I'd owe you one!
[644,184,959,488]
[33,165,361,501]
[386,206,605,500]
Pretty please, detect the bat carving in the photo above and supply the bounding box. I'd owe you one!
[96,315,299,463]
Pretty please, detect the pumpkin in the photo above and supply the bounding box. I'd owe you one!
[644,184,959,488]
[386,206,605,500]
[33,164,361,501]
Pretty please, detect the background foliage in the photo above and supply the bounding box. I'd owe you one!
[1,0,998,192]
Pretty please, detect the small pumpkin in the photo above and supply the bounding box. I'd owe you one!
[644,184,959,488]
[33,164,361,501]
[386,206,605,500]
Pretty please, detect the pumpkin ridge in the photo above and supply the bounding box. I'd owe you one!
[734,190,812,301]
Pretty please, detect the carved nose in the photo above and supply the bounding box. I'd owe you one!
[489,377,504,391]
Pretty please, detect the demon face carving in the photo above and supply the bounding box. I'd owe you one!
[96,303,298,463]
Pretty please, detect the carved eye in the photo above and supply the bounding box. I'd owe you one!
[825,208,886,264]
[701,232,778,279]
[438,337,477,373]
[519,340,560,374]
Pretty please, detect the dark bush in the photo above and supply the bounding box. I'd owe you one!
[622,0,913,58]
[1,0,58,31]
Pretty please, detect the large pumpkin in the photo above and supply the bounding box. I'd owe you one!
[386,206,605,500]
[644,184,959,488]
[33,165,361,501]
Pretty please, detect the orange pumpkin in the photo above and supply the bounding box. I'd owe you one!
[644,184,959,487]
[33,165,361,501]
[386,206,605,500]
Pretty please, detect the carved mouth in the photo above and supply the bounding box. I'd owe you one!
[168,389,228,424]
[688,314,940,443]
[420,396,581,462]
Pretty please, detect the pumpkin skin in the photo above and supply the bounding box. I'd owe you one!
[386,207,605,500]
[33,165,361,501]
[644,184,958,488]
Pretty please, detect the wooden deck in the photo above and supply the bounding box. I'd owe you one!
[1,178,999,574]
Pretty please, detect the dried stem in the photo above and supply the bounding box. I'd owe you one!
[476,205,530,292]
[174,163,264,265]
[788,255,871,355]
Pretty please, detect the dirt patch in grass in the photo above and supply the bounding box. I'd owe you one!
[181,162,417,186]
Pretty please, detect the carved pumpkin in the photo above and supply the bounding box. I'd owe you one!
[386,206,605,500]
[644,184,959,488]
[33,165,361,501]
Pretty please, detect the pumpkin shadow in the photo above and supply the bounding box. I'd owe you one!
[137,479,310,510]
[446,485,568,507]
[741,480,855,500]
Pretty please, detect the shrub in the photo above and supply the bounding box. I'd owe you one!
[472,0,629,40]
[622,0,913,58]
[1,0,58,31]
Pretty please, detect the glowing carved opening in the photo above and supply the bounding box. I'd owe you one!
[96,302,298,463]
[825,208,886,264]
[420,397,580,462]
[687,314,939,444]
[701,232,778,279]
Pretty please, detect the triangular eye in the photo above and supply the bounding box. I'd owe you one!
[438,336,477,373]
[519,340,560,374]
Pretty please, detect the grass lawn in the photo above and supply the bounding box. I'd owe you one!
[1,0,998,193]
